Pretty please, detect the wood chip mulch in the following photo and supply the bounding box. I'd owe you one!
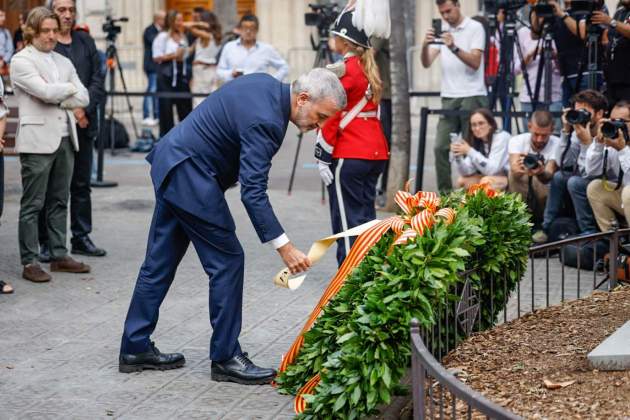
[442,286,630,419]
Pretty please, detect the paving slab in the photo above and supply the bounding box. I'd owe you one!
[588,321,630,371]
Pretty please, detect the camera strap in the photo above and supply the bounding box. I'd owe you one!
[601,148,624,191]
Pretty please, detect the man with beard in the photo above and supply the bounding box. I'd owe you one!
[119,69,346,385]
[39,0,106,259]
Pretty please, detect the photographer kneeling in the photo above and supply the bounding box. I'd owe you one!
[586,101,630,230]
[508,111,560,226]
[533,89,607,243]
[450,108,510,190]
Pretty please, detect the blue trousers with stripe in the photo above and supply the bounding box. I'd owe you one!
[120,186,244,362]
[327,158,386,266]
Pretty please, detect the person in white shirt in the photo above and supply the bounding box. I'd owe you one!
[152,10,193,138]
[508,111,560,224]
[586,101,630,231]
[421,0,487,192]
[514,26,563,133]
[533,89,608,243]
[450,108,510,190]
[216,14,288,83]
[187,10,222,106]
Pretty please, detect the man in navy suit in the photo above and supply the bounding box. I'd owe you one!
[119,69,346,385]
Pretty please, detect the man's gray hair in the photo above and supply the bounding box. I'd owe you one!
[292,68,347,110]
[45,0,76,9]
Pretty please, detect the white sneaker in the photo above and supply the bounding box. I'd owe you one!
[142,118,159,127]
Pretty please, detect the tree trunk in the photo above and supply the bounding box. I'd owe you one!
[213,0,238,34]
[385,0,412,210]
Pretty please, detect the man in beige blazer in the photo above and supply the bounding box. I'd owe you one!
[11,7,91,282]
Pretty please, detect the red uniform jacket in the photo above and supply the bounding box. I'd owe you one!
[320,55,389,161]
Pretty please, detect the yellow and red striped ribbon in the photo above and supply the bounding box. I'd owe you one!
[279,184,486,414]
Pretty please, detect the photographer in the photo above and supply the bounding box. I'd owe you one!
[421,0,487,192]
[531,0,607,106]
[508,110,561,223]
[592,0,630,102]
[586,100,630,230]
[450,108,510,190]
[533,89,607,243]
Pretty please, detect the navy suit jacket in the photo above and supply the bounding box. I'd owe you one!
[147,73,291,243]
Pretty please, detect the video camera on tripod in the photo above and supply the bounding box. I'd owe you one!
[569,0,604,19]
[102,15,128,42]
[305,3,339,41]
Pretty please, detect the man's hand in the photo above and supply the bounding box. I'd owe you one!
[574,121,592,145]
[73,108,89,129]
[591,11,612,26]
[599,119,627,151]
[423,28,436,46]
[528,163,545,177]
[442,32,454,49]
[318,161,334,186]
[549,0,564,18]
[0,137,4,152]
[277,242,311,275]
[232,69,244,78]
[560,108,572,133]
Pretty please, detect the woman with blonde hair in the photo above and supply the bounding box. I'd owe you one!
[314,9,389,266]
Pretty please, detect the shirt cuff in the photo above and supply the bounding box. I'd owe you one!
[268,233,290,250]
[592,142,605,153]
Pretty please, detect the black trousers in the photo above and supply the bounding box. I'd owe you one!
[157,74,193,138]
[39,128,94,244]
[378,99,392,194]
[327,158,386,266]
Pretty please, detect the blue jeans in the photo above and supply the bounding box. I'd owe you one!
[562,73,604,108]
[521,101,563,135]
[143,71,158,120]
[543,171,597,234]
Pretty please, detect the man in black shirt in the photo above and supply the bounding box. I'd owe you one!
[40,0,106,258]
[532,0,607,106]
[593,1,630,103]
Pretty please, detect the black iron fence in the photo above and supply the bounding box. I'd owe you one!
[410,224,629,419]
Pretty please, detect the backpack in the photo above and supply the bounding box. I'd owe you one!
[98,118,130,149]
[559,239,608,271]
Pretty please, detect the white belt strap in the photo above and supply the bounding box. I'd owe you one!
[339,96,368,130]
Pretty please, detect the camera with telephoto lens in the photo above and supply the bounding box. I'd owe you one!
[566,109,592,126]
[601,119,630,141]
[102,15,128,42]
[524,153,545,170]
[305,3,339,37]
[484,0,527,14]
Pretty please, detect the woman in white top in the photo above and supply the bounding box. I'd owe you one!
[152,10,192,138]
[450,108,511,191]
[187,10,222,106]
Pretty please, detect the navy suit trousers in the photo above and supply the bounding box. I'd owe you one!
[327,158,386,266]
[120,187,244,362]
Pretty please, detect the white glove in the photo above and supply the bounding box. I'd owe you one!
[318,161,334,186]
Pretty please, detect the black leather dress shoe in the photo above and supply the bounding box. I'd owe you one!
[211,353,276,385]
[71,236,107,257]
[119,342,185,373]
[39,244,51,263]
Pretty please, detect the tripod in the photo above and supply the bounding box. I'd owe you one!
[573,19,601,93]
[531,21,555,111]
[286,33,335,202]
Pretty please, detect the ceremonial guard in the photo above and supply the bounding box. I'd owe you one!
[315,8,389,266]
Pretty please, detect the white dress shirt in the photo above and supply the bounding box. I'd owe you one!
[217,39,289,82]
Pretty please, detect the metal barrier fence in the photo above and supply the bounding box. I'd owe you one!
[410,225,628,419]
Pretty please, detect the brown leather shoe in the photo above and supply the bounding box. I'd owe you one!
[22,263,52,283]
[50,256,91,273]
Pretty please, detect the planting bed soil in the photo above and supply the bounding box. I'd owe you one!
[442,286,630,419]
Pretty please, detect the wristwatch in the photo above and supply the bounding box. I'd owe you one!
[561,12,570,21]
[611,19,618,29]
[450,45,460,54]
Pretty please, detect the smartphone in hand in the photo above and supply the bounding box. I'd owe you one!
[432,19,443,44]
